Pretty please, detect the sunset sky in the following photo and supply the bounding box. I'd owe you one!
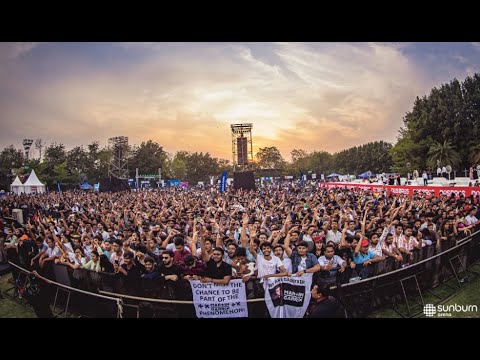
[1,42,479,161]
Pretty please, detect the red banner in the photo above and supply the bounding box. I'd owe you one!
[320,182,479,198]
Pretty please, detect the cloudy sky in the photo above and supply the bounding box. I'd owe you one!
[1,42,479,161]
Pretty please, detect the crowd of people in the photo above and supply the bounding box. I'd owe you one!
[0,182,479,317]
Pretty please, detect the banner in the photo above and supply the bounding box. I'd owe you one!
[320,182,477,198]
[191,279,248,318]
[300,171,304,187]
[56,180,61,193]
[220,171,228,193]
[264,275,313,318]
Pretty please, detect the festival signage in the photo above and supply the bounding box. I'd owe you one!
[190,279,248,318]
[220,171,228,193]
[320,182,477,198]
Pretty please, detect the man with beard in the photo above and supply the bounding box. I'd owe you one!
[157,250,185,298]
[116,251,145,295]
[200,236,232,285]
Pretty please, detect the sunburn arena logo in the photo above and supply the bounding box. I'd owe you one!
[423,303,478,317]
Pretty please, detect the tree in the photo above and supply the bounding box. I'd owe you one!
[468,141,480,165]
[290,149,310,174]
[256,146,285,169]
[67,146,89,174]
[184,152,220,184]
[217,158,233,175]
[392,73,480,171]
[130,140,168,177]
[291,149,308,163]
[53,161,69,182]
[427,140,461,169]
[42,142,67,176]
[34,138,43,161]
[170,155,187,180]
[308,151,334,175]
[0,145,25,190]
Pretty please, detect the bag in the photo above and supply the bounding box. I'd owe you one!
[24,273,41,297]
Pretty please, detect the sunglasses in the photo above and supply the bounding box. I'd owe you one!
[162,257,170,260]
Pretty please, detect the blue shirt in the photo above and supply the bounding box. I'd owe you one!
[352,251,376,265]
[290,252,319,273]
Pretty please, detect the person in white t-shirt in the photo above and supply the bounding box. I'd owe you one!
[39,237,61,268]
[465,208,478,226]
[318,245,346,277]
[249,241,289,281]
[273,244,292,273]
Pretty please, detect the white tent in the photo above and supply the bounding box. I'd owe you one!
[10,175,25,195]
[22,169,46,194]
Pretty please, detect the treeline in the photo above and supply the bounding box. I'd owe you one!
[0,139,393,190]
[391,73,480,174]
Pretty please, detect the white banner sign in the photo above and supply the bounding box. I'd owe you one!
[264,275,313,318]
[190,279,248,318]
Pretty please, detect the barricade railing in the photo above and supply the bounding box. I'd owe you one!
[331,228,480,317]
[4,226,480,317]
[7,262,124,318]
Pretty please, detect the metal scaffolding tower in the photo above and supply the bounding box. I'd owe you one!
[108,136,129,179]
[231,124,253,171]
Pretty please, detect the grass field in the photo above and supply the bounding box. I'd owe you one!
[0,272,36,318]
[369,262,480,318]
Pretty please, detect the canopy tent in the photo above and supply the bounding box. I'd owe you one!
[22,169,46,194]
[10,175,24,195]
[327,173,342,178]
[80,181,93,190]
[358,171,376,178]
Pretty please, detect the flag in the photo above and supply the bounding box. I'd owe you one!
[264,275,313,318]
[300,171,305,187]
[220,171,228,193]
[57,180,61,193]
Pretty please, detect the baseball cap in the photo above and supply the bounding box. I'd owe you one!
[361,239,369,247]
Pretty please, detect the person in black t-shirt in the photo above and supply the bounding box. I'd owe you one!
[306,283,345,318]
[200,242,232,285]
[117,251,145,295]
[157,250,185,299]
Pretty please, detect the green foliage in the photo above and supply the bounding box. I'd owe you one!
[256,147,286,169]
[53,161,69,182]
[392,73,480,172]
[0,145,25,190]
[333,141,393,175]
[129,140,167,177]
[427,140,461,169]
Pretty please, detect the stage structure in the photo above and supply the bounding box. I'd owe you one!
[108,136,129,179]
[231,123,253,171]
[22,139,34,162]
